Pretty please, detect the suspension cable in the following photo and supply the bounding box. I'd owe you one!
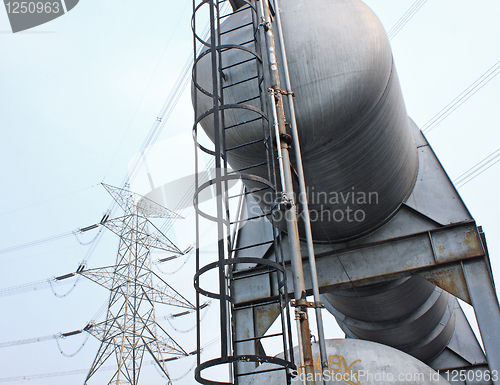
[454,147,500,188]
[387,0,427,41]
[422,60,500,134]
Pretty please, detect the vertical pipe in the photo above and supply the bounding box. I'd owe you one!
[271,0,328,377]
[192,0,201,376]
[207,0,228,360]
[258,1,315,383]
[463,258,500,383]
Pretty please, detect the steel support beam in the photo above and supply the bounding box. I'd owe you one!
[233,220,500,379]
[462,259,500,382]
[233,221,484,304]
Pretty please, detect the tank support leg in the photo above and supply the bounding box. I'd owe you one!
[463,257,500,382]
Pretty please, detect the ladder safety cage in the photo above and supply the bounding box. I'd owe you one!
[192,0,295,384]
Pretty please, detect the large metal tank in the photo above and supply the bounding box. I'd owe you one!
[194,0,418,242]
[322,276,457,363]
[240,339,451,384]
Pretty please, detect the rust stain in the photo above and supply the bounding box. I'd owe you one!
[421,268,471,304]
[254,303,280,337]
[463,229,483,255]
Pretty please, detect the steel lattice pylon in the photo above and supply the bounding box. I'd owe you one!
[79,184,195,385]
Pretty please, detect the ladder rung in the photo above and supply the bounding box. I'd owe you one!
[228,186,271,199]
[236,95,260,104]
[234,332,284,344]
[230,213,270,225]
[236,367,286,377]
[225,116,263,130]
[239,39,254,46]
[219,6,251,20]
[235,298,283,311]
[220,39,255,53]
[226,138,264,152]
[228,162,267,174]
[223,75,258,89]
[232,269,274,281]
[220,22,253,36]
[222,57,257,71]
[230,239,274,253]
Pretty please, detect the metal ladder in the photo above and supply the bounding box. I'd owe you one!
[192,0,294,384]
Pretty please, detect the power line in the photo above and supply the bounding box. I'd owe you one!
[387,0,427,40]
[0,12,221,384]
[0,366,114,383]
[0,21,213,269]
[422,61,500,134]
[0,334,56,348]
[0,355,204,383]
[101,0,191,182]
[454,148,500,188]
[0,277,74,298]
[0,220,104,256]
[0,336,219,383]
[0,231,75,256]
[0,184,99,218]
[0,303,209,349]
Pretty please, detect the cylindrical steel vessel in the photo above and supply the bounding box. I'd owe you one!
[194,0,418,242]
[240,338,451,384]
[193,0,458,369]
[323,277,457,363]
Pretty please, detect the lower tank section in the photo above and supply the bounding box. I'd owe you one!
[240,338,450,384]
[194,0,419,242]
[322,276,457,363]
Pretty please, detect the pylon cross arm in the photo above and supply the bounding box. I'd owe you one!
[102,183,183,219]
[78,267,122,290]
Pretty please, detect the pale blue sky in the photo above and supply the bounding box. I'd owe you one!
[0,1,499,384]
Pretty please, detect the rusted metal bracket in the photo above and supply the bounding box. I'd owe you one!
[290,299,325,308]
[267,86,295,97]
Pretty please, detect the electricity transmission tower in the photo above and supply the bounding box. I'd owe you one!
[79,183,195,385]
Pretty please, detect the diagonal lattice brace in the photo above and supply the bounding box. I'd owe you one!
[102,183,183,219]
[79,267,195,309]
[101,216,182,254]
[84,183,190,385]
[149,271,195,309]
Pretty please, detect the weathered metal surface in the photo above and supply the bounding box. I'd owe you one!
[253,303,281,338]
[231,218,497,377]
[322,276,435,322]
[232,222,483,305]
[428,300,486,370]
[431,227,484,264]
[233,302,287,375]
[323,285,456,363]
[233,194,274,271]
[419,265,471,304]
[235,307,259,374]
[194,0,418,242]
[240,339,451,384]
[462,259,500,381]
[405,121,472,226]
